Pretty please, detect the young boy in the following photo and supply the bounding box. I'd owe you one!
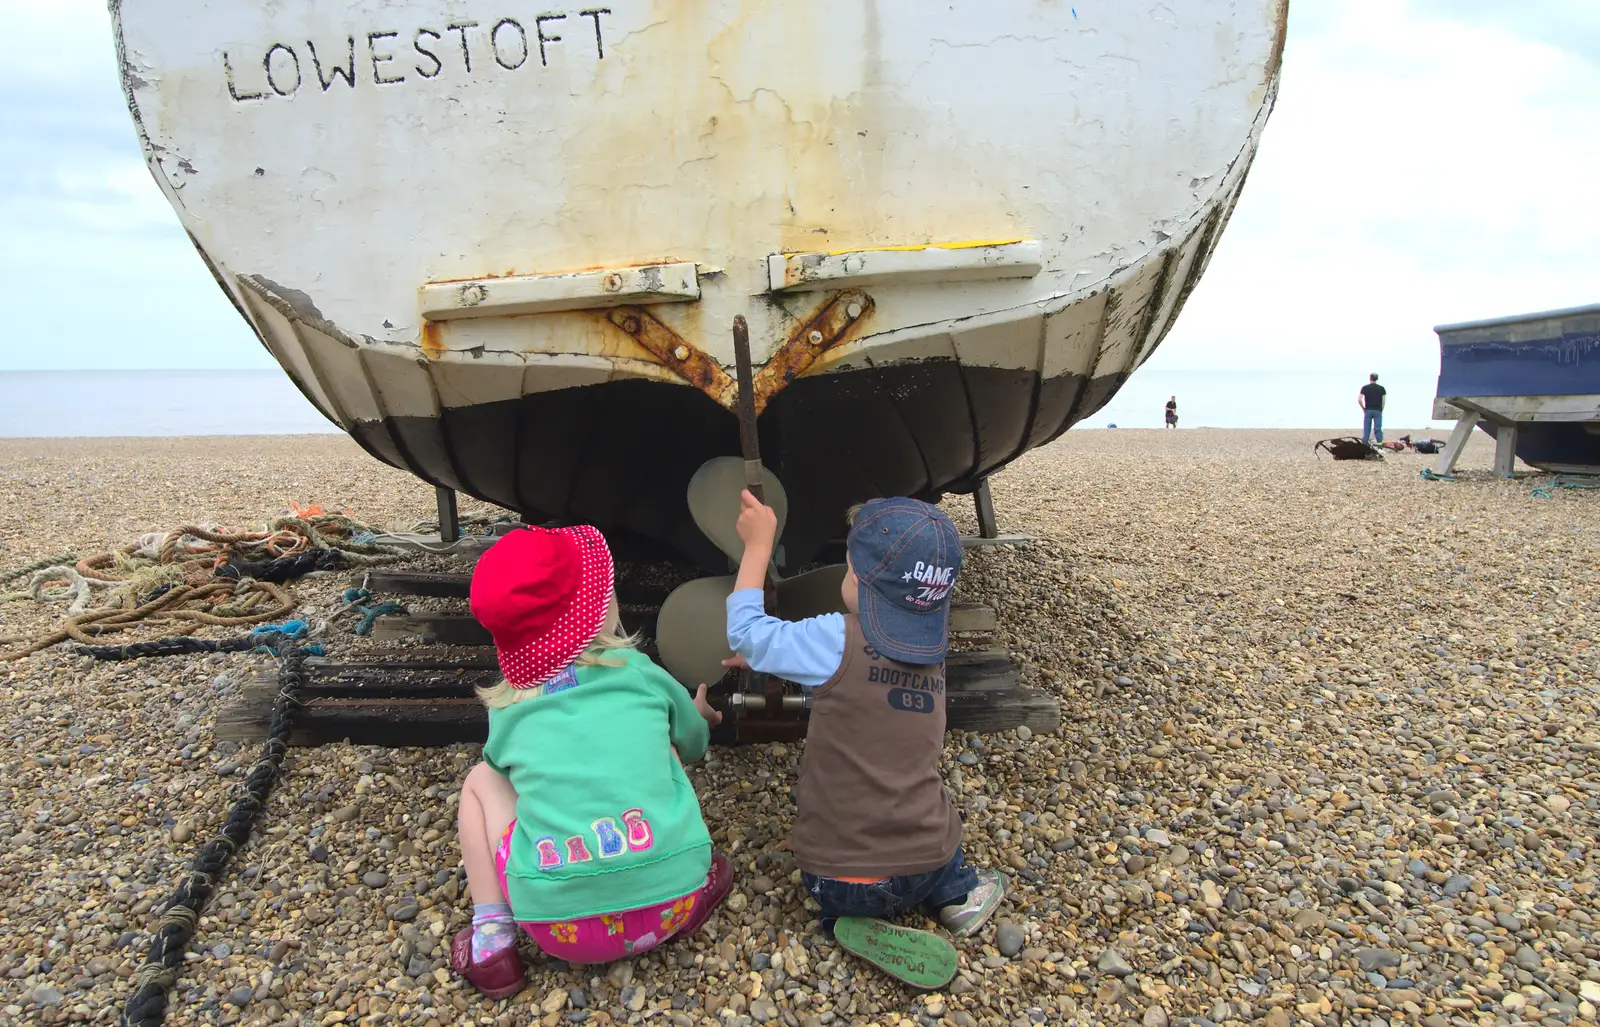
[724,492,1004,938]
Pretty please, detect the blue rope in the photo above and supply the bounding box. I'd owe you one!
[1420,468,1456,482]
[340,588,405,636]
[248,620,320,655]
[354,602,407,636]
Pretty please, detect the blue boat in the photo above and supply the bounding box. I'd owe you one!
[1432,303,1600,475]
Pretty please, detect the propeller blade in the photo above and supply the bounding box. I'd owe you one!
[655,575,738,687]
[775,564,848,620]
[686,456,788,565]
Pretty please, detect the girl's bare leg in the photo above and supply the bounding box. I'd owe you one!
[459,762,519,906]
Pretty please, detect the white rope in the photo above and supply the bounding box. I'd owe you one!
[28,565,112,615]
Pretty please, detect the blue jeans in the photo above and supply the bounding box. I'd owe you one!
[802,846,979,932]
[1363,408,1383,444]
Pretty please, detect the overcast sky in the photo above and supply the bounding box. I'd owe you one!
[2,0,1596,373]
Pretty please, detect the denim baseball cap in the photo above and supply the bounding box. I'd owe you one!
[846,498,963,665]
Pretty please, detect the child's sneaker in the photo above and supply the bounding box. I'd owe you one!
[937,869,1005,937]
[833,917,958,991]
[450,927,526,999]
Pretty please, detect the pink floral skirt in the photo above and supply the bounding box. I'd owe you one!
[494,819,708,963]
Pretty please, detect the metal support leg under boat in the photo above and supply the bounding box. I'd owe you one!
[961,479,1034,549]
[974,478,999,539]
[1432,411,1480,477]
[435,487,460,543]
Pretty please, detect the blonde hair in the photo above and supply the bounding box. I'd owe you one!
[476,595,639,709]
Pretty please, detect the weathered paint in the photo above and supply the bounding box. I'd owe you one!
[113,0,1285,396]
[1437,303,1600,399]
[112,0,1286,551]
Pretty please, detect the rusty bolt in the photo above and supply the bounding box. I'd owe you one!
[808,330,824,346]
[673,345,690,361]
[621,316,642,335]
[602,273,624,292]
[846,301,863,319]
[459,284,488,307]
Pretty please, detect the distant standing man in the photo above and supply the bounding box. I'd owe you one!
[1164,396,1178,429]
[1359,374,1386,444]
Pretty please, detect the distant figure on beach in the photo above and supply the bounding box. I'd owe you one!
[1164,396,1178,429]
[1359,374,1386,444]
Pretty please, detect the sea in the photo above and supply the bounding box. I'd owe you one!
[0,368,1451,438]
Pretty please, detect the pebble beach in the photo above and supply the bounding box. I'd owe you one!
[3,428,1599,1027]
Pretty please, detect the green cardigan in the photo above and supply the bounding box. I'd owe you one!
[482,648,712,921]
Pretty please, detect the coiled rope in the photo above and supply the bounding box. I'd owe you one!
[2,510,408,661]
[1,579,296,661]
[117,631,307,1027]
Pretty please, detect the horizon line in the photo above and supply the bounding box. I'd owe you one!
[0,366,1446,374]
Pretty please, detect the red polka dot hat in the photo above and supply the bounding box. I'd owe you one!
[469,525,615,687]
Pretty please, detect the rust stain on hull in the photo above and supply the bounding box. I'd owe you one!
[420,320,445,360]
[601,306,737,402]
[752,290,874,414]
[1267,0,1290,83]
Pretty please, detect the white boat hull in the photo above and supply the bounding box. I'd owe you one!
[113,0,1286,565]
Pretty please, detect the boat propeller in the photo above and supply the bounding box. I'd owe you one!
[654,318,849,698]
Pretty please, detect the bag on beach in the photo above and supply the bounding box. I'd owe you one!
[1313,437,1383,461]
[1412,439,1443,455]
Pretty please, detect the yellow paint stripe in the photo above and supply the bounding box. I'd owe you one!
[783,239,1027,258]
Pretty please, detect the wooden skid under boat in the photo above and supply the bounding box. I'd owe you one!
[217,570,1059,746]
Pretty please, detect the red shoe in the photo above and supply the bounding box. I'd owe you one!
[673,851,734,940]
[450,927,526,1000]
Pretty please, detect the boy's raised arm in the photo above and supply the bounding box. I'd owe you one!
[726,490,844,688]
[733,489,776,593]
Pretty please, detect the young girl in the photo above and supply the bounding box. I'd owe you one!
[450,525,731,999]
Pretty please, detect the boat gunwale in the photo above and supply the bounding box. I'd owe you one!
[1434,302,1600,335]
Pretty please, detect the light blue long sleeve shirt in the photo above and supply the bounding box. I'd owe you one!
[725,589,846,688]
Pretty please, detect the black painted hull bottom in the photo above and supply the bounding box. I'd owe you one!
[1479,422,1600,473]
[347,360,1126,570]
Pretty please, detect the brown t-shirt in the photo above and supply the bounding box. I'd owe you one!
[792,615,964,879]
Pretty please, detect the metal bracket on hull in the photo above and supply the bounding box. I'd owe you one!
[419,262,701,321]
[767,241,1042,292]
[600,291,875,413]
[751,290,874,414]
[602,306,738,403]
